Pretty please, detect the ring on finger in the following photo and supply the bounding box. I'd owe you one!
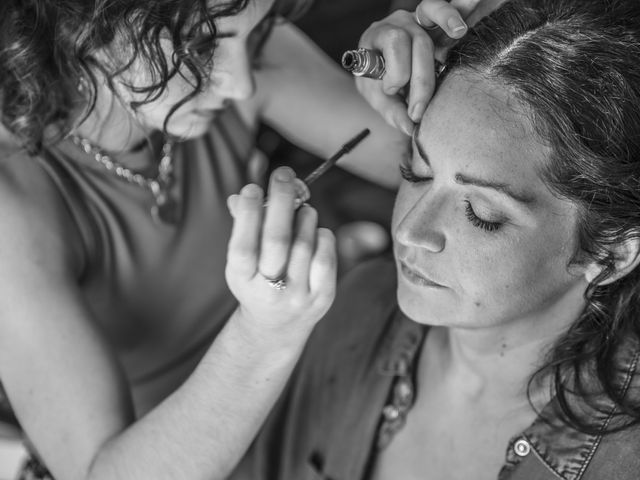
[261,272,288,290]
[415,10,440,30]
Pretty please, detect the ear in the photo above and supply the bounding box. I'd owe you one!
[584,237,640,286]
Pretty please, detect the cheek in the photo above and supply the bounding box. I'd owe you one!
[130,80,207,126]
[458,220,579,313]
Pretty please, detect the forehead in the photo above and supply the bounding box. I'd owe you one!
[419,72,551,190]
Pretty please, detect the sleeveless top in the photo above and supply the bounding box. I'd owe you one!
[0,105,255,420]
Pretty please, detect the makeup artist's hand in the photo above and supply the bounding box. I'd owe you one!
[225,167,337,340]
[357,0,505,134]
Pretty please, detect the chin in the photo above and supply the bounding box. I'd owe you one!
[166,115,216,139]
[396,282,456,327]
[397,284,436,325]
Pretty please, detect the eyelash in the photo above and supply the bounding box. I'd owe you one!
[399,156,431,183]
[399,159,504,233]
[464,201,503,232]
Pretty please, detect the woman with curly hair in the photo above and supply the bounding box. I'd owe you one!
[234,1,640,479]
[0,0,477,477]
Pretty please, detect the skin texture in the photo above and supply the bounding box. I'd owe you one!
[393,72,590,333]
[76,0,274,150]
[373,71,595,480]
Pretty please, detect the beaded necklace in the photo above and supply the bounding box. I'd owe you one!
[70,135,179,225]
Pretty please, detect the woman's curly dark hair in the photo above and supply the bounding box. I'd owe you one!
[444,0,640,434]
[0,0,311,154]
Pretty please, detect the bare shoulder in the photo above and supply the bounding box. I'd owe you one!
[0,145,84,278]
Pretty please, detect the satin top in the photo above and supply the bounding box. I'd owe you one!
[0,105,254,418]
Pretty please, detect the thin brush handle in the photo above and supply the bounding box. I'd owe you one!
[303,128,371,186]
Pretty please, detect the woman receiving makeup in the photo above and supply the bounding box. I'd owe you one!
[232,1,640,479]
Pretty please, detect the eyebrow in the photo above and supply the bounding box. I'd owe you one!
[216,3,277,38]
[412,127,537,205]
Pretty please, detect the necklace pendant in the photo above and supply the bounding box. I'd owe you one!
[149,180,180,225]
[151,193,180,225]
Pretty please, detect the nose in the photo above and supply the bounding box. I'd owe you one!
[394,190,446,253]
[213,48,256,101]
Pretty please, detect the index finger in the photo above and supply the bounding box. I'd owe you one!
[259,167,298,279]
[415,0,470,38]
[407,34,437,122]
[227,184,264,279]
[356,77,414,136]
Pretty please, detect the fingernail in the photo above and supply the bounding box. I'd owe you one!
[241,184,262,197]
[447,17,467,37]
[293,178,310,206]
[400,120,414,137]
[227,196,238,216]
[409,102,425,123]
[275,167,294,182]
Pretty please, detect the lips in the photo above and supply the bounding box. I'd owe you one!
[399,261,445,288]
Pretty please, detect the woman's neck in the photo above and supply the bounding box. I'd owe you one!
[426,327,551,405]
[420,297,587,409]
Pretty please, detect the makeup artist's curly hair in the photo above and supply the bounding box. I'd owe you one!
[444,0,640,434]
[0,0,311,154]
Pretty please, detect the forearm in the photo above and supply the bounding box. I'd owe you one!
[257,22,405,189]
[87,309,311,480]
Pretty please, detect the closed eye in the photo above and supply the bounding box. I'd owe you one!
[464,201,503,232]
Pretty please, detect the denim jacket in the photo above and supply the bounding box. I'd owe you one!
[231,258,640,480]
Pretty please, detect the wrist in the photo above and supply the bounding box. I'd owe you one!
[228,307,316,355]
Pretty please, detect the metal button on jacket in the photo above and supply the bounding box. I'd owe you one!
[514,438,531,457]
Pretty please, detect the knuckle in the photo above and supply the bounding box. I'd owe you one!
[366,19,384,34]
[412,33,434,51]
[292,239,314,258]
[384,75,409,92]
[380,27,412,47]
[263,233,291,250]
[314,250,337,273]
[410,73,433,91]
